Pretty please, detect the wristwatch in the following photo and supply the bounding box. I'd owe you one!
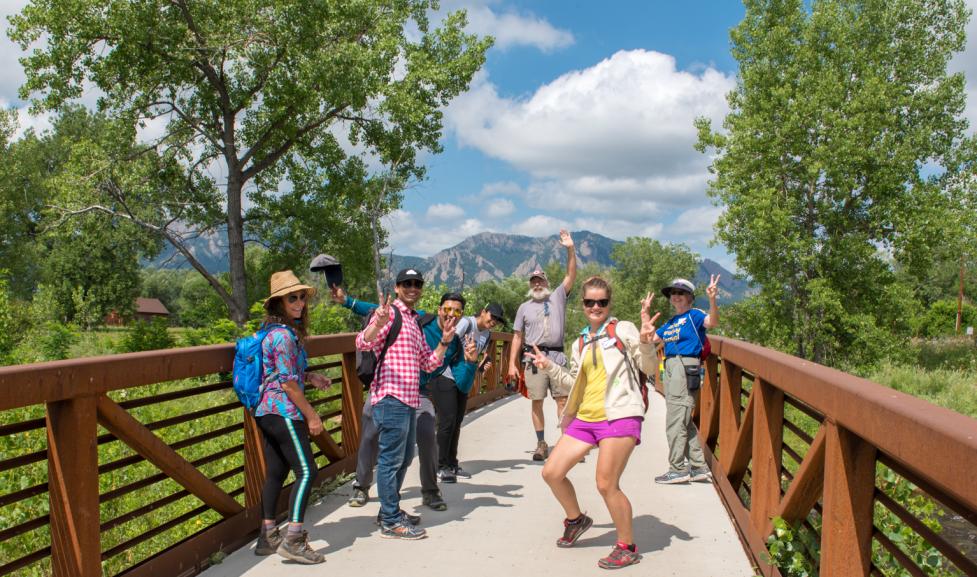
[440,339,452,347]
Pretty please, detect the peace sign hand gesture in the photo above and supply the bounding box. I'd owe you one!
[640,292,661,344]
[373,294,393,329]
[463,333,478,362]
[525,344,552,371]
[706,274,721,300]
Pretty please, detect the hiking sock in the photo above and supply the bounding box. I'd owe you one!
[617,541,636,552]
[262,520,276,533]
[536,430,545,442]
[287,523,303,535]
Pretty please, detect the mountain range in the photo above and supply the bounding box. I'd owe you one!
[387,231,751,302]
[150,230,752,302]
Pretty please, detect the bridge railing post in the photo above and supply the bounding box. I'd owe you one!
[821,421,876,577]
[340,351,364,458]
[46,395,101,577]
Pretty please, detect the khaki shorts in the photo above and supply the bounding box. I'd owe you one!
[523,362,569,400]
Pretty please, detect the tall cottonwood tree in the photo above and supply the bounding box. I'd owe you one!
[695,0,973,363]
[10,0,491,323]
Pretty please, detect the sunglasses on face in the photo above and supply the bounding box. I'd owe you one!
[400,280,424,289]
[441,306,463,318]
[286,292,307,304]
[582,298,610,308]
[671,291,691,298]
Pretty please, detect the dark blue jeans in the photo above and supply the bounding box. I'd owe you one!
[372,395,417,525]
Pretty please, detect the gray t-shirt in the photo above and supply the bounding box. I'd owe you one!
[513,283,568,366]
[442,316,490,380]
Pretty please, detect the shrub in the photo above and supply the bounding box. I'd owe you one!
[119,317,176,353]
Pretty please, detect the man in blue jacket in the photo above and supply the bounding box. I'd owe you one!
[332,287,477,511]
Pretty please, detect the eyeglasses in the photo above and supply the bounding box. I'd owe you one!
[582,298,610,308]
[441,306,463,318]
[286,292,307,304]
[670,290,691,297]
[399,279,424,289]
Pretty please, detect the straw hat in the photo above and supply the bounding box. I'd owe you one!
[264,270,317,307]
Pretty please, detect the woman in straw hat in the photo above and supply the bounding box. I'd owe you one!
[253,270,332,564]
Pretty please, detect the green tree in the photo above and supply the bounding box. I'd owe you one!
[10,1,491,324]
[610,237,698,324]
[0,273,14,362]
[695,0,973,363]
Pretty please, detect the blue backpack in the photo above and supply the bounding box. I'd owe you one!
[232,323,291,411]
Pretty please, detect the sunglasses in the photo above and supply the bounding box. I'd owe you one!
[286,292,307,304]
[582,298,610,308]
[670,290,691,297]
[399,280,424,289]
[441,306,463,318]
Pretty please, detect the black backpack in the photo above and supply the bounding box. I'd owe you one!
[356,310,458,388]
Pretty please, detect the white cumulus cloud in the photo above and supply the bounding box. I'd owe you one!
[461,5,574,52]
[485,198,515,218]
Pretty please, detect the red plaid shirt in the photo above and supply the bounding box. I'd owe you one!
[356,299,442,408]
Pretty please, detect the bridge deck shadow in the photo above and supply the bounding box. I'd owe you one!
[203,394,754,577]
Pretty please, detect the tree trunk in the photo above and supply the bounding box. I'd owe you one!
[225,173,249,325]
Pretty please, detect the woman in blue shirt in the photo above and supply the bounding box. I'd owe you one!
[254,271,332,563]
[644,275,720,485]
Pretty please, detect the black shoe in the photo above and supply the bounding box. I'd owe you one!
[422,490,448,511]
[438,466,457,483]
[453,465,471,479]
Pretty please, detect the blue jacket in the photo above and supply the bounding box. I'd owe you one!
[344,296,477,394]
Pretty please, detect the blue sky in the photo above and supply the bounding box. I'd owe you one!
[3,1,977,273]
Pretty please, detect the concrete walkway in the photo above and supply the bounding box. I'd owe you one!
[204,394,755,577]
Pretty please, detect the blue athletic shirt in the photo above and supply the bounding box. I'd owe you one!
[656,308,707,357]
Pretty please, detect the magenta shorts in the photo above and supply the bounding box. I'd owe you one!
[564,416,643,446]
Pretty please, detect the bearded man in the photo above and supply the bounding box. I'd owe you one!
[507,229,577,461]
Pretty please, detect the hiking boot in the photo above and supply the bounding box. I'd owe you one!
[422,490,448,511]
[375,509,421,526]
[654,470,691,484]
[254,527,282,556]
[380,519,428,540]
[556,513,593,548]
[347,486,368,507]
[691,466,712,482]
[437,466,457,483]
[532,440,549,461]
[453,465,471,479]
[276,530,324,564]
[598,543,642,569]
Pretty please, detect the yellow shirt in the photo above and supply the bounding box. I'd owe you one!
[576,343,607,422]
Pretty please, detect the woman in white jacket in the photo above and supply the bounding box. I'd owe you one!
[527,276,658,570]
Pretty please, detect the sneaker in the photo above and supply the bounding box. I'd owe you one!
[380,520,428,540]
[347,486,368,507]
[422,490,448,511]
[437,466,457,483]
[254,527,282,556]
[375,509,421,526]
[654,470,691,484]
[691,466,712,482]
[598,543,642,569]
[532,440,549,461]
[452,465,471,479]
[556,513,594,548]
[276,530,324,564]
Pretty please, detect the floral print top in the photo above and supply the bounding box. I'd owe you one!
[254,326,307,421]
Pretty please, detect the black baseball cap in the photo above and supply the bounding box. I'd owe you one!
[395,268,424,285]
[484,302,505,323]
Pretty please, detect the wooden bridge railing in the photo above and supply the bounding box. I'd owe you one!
[678,336,977,577]
[0,332,514,577]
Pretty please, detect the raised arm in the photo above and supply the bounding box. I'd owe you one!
[703,274,720,329]
[560,229,576,294]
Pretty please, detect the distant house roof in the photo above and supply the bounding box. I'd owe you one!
[135,298,170,316]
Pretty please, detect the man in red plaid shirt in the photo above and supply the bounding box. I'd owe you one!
[356,269,457,540]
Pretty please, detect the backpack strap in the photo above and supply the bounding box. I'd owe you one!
[606,319,649,413]
[372,307,403,385]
